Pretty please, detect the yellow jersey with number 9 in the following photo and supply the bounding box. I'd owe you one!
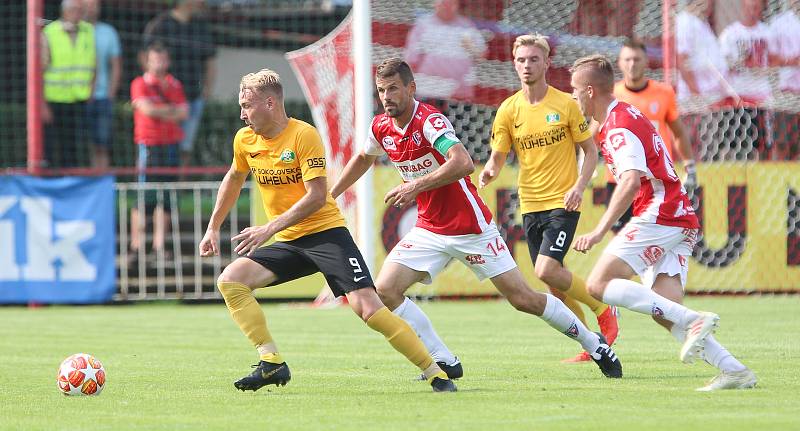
[490,86,592,213]
[232,118,345,241]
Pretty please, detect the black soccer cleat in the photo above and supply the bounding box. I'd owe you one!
[438,360,464,380]
[234,361,291,391]
[591,333,623,378]
[417,358,464,381]
[430,376,457,392]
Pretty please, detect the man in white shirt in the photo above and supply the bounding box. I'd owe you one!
[404,0,487,100]
[718,0,776,104]
[768,0,800,159]
[769,0,800,93]
[675,0,730,103]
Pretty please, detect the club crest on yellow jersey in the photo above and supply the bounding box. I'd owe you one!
[546,112,560,123]
[280,149,296,163]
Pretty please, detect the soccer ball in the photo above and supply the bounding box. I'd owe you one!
[56,353,106,396]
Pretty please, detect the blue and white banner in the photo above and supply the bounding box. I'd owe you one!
[0,176,115,304]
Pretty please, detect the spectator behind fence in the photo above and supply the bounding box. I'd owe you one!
[675,0,731,103]
[718,0,776,105]
[770,0,800,94]
[143,0,216,169]
[768,0,800,160]
[403,0,487,100]
[130,44,188,260]
[41,0,95,168]
[84,0,121,169]
[569,0,640,38]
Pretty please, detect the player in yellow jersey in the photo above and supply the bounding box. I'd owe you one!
[198,68,455,392]
[479,34,619,363]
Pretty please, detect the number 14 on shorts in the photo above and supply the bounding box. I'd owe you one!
[486,237,507,257]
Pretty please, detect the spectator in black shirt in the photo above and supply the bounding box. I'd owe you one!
[143,0,216,168]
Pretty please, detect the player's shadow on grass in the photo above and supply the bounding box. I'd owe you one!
[620,372,712,380]
[438,387,504,393]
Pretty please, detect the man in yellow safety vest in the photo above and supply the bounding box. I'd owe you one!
[41,0,96,168]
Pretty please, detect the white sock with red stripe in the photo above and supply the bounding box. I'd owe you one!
[392,297,457,366]
[602,278,699,328]
[703,335,748,372]
[670,324,746,372]
[542,294,601,353]
[670,322,687,342]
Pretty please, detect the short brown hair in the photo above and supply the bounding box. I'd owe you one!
[512,34,551,58]
[621,38,647,55]
[570,54,615,93]
[375,58,415,85]
[145,41,168,55]
[240,68,283,99]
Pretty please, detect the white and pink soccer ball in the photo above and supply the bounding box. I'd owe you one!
[56,353,106,396]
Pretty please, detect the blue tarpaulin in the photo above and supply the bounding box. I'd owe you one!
[0,176,115,304]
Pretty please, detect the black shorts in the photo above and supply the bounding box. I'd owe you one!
[137,143,179,213]
[606,182,633,233]
[246,227,374,297]
[523,208,580,264]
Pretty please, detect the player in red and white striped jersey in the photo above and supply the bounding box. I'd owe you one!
[367,100,493,235]
[569,54,756,391]
[597,101,698,230]
[332,58,621,379]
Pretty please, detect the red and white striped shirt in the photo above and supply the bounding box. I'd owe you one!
[365,101,493,235]
[597,100,699,228]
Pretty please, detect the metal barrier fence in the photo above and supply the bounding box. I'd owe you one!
[115,181,250,301]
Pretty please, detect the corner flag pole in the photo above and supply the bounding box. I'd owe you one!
[353,0,375,272]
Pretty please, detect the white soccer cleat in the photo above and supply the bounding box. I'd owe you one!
[680,312,720,364]
[696,368,757,392]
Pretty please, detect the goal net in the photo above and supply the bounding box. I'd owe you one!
[284,0,800,294]
[4,1,797,296]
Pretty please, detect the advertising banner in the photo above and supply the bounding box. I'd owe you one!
[248,162,799,298]
[0,176,116,303]
[374,163,800,295]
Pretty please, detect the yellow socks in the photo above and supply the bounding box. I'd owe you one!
[257,345,283,364]
[366,306,434,372]
[565,275,609,317]
[551,287,588,327]
[423,363,448,382]
[218,281,284,364]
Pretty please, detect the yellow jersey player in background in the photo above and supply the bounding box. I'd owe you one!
[479,34,619,363]
[198,68,456,393]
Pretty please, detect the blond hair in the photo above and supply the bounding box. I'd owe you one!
[512,34,551,58]
[570,54,615,93]
[240,68,283,99]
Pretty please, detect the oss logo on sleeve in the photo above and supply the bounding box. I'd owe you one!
[307,157,325,168]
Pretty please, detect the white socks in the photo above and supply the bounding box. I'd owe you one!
[541,294,601,353]
[603,278,748,373]
[602,278,699,328]
[669,323,746,373]
[670,322,687,343]
[703,335,747,372]
[392,297,458,366]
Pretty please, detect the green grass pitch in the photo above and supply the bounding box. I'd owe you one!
[1,296,799,430]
